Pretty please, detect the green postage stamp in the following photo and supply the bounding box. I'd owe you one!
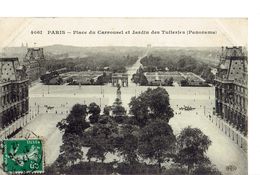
[3,139,44,174]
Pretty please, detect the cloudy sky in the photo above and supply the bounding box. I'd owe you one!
[0,18,247,48]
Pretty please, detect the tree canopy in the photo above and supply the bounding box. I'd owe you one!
[57,104,89,136]
[57,133,83,167]
[129,87,174,127]
[88,102,101,124]
[116,124,139,164]
[83,118,119,162]
[176,126,212,173]
[138,120,176,169]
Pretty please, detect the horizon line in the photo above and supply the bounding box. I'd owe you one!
[1,44,248,48]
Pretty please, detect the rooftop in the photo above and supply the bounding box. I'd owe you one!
[0,57,19,62]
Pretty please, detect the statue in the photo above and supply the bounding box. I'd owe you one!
[116,83,121,100]
[117,83,121,91]
[112,83,125,117]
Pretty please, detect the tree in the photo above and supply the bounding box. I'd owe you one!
[129,87,174,126]
[96,76,104,85]
[98,115,109,124]
[145,65,157,72]
[176,126,212,173]
[180,79,189,86]
[138,121,176,171]
[139,73,148,86]
[57,133,83,167]
[111,65,127,73]
[88,102,101,124]
[128,96,149,127]
[116,124,139,164]
[57,104,89,136]
[86,143,106,162]
[112,98,126,117]
[131,67,148,86]
[167,77,174,86]
[84,119,119,162]
[131,73,139,84]
[89,115,99,124]
[88,102,101,115]
[146,88,173,121]
[55,154,69,171]
[103,105,111,116]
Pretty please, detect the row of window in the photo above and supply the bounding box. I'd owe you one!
[234,84,247,95]
[216,83,247,96]
[0,84,12,92]
[2,72,15,76]
[1,92,28,106]
[0,84,28,93]
[0,102,28,128]
[217,92,246,108]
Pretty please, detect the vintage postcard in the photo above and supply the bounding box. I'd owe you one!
[0,18,247,175]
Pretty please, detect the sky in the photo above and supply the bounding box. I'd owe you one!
[0,18,247,48]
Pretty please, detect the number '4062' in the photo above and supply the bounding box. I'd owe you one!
[31,30,42,34]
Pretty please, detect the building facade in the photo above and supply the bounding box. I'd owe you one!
[23,48,46,83]
[112,73,128,87]
[215,46,248,136]
[0,58,29,129]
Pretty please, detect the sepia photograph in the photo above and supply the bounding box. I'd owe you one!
[0,18,247,175]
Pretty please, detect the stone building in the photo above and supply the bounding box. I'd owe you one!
[0,57,29,129]
[23,48,46,83]
[111,73,128,87]
[215,46,248,135]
